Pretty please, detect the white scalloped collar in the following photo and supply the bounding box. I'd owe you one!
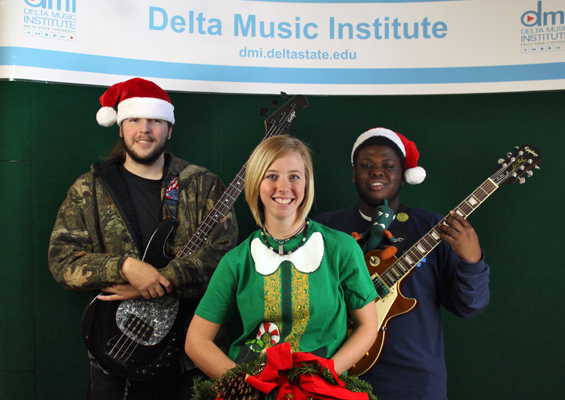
[251,232,324,275]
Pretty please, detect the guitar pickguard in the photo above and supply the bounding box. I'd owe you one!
[373,280,398,331]
[349,250,418,376]
[116,297,179,346]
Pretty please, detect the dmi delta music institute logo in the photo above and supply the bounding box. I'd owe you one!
[520,1,564,53]
[23,0,77,41]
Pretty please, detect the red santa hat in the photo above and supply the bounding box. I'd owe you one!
[351,127,426,185]
[96,77,175,127]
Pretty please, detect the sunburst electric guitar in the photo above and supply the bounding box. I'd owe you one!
[81,95,308,380]
[350,144,541,376]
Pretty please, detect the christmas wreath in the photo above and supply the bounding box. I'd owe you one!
[191,343,377,400]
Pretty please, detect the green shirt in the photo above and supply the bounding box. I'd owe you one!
[196,220,377,364]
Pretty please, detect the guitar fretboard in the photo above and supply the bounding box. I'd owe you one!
[377,178,499,288]
[175,165,247,259]
[175,99,305,259]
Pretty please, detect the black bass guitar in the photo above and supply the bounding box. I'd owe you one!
[350,145,541,375]
[81,95,308,380]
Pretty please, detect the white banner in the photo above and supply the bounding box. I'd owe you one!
[0,0,564,94]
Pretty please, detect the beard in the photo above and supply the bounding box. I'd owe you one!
[124,137,169,166]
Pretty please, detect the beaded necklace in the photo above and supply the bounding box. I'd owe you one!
[261,220,310,256]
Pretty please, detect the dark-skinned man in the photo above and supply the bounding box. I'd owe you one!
[313,128,490,400]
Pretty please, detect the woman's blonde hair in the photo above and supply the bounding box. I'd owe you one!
[245,135,315,227]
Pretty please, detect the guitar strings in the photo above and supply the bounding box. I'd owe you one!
[108,106,302,365]
[377,176,501,287]
[176,105,295,260]
[376,154,521,287]
[101,101,307,375]
[109,319,152,364]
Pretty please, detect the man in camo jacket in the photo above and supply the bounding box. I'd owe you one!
[48,78,238,400]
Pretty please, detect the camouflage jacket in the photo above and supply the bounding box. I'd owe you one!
[48,154,238,299]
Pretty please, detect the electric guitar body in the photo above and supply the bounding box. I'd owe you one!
[81,218,195,380]
[349,249,418,376]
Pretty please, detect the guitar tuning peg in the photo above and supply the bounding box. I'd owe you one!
[527,170,534,177]
[258,107,269,117]
[519,177,526,184]
[498,158,505,164]
[514,146,519,150]
[507,152,513,158]
[280,91,289,99]
[271,99,279,108]
[518,150,524,156]
[535,165,541,170]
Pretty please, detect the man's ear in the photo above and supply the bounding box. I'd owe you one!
[168,125,173,140]
[119,126,123,138]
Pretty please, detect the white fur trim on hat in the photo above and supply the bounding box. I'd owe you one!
[116,97,175,126]
[351,128,405,165]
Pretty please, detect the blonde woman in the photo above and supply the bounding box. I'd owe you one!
[185,136,378,378]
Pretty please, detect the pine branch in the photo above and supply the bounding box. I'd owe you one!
[191,355,377,400]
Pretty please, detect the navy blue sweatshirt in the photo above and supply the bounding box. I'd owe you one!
[313,204,490,400]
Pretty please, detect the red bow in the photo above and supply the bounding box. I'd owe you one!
[245,343,368,400]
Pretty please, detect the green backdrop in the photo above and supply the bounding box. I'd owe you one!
[0,80,563,400]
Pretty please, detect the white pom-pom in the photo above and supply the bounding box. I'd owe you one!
[96,107,117,127]
[404,166,426,185]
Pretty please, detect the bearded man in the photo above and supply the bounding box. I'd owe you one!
[48,78,238,400]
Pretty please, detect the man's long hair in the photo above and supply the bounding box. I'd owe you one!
[107,139,127,160]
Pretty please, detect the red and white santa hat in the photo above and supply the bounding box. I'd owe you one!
[96,77,175,127]
[351,127,426,185]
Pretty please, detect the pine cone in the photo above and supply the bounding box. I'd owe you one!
[213,373,261,400]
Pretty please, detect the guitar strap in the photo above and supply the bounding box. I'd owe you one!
[390,204,411,255]
[164,175,179,221]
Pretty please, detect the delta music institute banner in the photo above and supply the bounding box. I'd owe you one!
[0,0,564,95]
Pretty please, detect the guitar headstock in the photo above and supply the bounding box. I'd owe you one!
[263,94,308,137]
[492,145,541,186]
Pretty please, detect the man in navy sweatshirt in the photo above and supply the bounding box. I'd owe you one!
[313,128,490,400]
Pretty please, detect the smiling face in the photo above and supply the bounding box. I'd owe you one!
[120,118,172,166]
[260,151,306,230]
[353,144,404,216]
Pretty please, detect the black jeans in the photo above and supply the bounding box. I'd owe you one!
[86,360,206,400]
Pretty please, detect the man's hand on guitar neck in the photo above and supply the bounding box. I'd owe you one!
[439,211,482,264]
[99,258,173,301]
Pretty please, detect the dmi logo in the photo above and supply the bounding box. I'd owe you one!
[522,1,564,26]
[24,0,76,13]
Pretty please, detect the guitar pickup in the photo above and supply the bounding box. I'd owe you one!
[124,314,154,342]
[371,274,391,299]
